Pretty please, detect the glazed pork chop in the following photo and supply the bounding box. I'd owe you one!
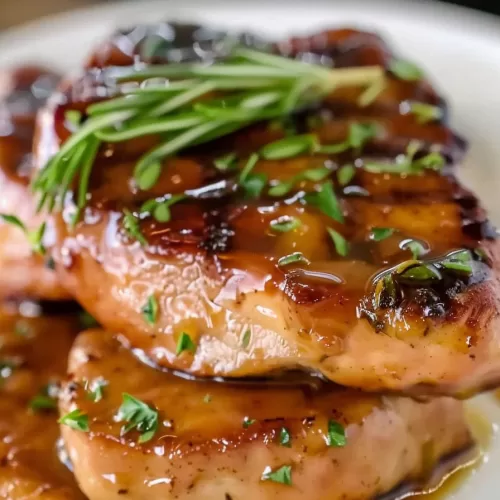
[60,328,475,500]
[0,302,84,499]
[0,66,69,300]
[35,26,500,395]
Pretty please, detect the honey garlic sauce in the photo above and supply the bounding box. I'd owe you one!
[0,66,70,300]
[0,302,84,499]
[60,329,475,500]
[37,26,500,395]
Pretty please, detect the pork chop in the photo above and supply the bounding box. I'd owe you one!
[60,328,475,500]
[34,26,500,395]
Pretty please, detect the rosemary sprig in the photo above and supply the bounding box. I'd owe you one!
[33,47,385,219]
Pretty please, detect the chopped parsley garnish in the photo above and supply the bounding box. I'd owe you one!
[327,419,347,447]
[86,378,108,403]
[398,263,441,282]
[214,152,238,171]
[389,59,424,81]
[142,295,159,325]
[65,110,82,127]
[122,209,147,245]
[0,214,46,255]
[262,465,292,485]
[30,394,57,411]
[176,332,197,355]
[327,228,349,257]
[364,141,445,175]
[279,427,291,447]
[260,134,317,160]
[140,194,186,223]
[277,252,310,268]
[371,227,395,242]
[337,164,355,186]
[401,239,427,259]
[241,329,251,348]
[318,122,377,154]
[59,409,89,432]
[268,166,330,197]
[409,102,443,124]
[304,181,344,223]
[441,250,473,274]
[116,393,159,443]
[239,153,267,198]
[270,216,302,233]
[243,417,256,428]
[79,311,99,330]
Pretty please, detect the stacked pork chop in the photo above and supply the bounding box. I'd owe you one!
[1,22,499,499]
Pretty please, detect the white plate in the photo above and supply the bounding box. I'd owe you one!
[1,0,500,498]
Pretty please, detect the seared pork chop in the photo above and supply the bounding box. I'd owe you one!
[60,328,475,500]
[0,302,84,499]
[0,67,69,300]
[35,26,500,395]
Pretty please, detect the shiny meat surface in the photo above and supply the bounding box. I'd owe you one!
[60,329,474,500]
[0,67,69,300]
[0,302,84,499]
[36,27,500,395]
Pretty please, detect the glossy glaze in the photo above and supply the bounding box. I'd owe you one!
[0,301,84,499]
[60,328,474,500]
[35,26,500,394]
[0,66,70,300]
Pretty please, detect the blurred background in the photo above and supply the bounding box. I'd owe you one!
[0,0,498,31]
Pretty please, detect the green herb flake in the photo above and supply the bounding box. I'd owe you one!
[389,59,424,81]
[348,122,378,149]
[279,427,291,447]
[398,263,441,282]
[441,250,473,274]
[59,409,89,432]
[29,393,57,412]
[409,102,443,124]
[241,329,252,348]
[243,417,256,428]
[327,228,349,257]
[123,209,147,245]
[79,311,99,330]
[268,167,330,197]
[262,465,292,486]
[402,239,427,260]
[304,181,344,223]
[0,214,27,232]
[270,216,302,233]
[260,134,317,160]
[371,227,395,242]
[86,378,108,403]
[337,164,356,186]
[239,154,267,198]
[203,394,212,403]
[142,295,159,325]
[277,252,311,268]
[65,110,82,127]
[176,332,197,356]
[214,152,238,171]
[327,419,347,447]
[116,393,159,443]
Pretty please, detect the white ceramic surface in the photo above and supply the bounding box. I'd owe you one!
[1,1,500,497]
